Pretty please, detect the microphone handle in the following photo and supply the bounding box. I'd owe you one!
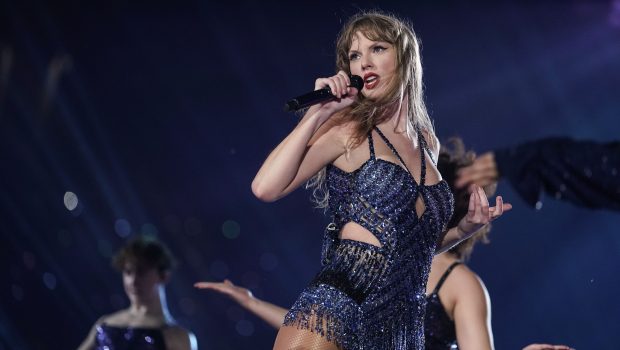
[283,88,334,112]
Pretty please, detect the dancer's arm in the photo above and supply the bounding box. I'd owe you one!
[252,71,359,202]
[195,280,287,329]
[522,344,574,350]
[452,271,494,350]
[456,137,620,211]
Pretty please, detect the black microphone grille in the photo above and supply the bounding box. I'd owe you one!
[349,75,364,90]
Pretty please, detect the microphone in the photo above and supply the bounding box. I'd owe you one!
[283,75,364,112]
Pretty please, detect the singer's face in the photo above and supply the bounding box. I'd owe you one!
[348,31,397,99]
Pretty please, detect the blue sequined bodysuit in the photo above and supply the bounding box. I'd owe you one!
[94,324,167,350]
[283,126,454,349]
[424,261,461,350]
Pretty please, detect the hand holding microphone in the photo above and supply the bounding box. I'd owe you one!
[284,71,364,112]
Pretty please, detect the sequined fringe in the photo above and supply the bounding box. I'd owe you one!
[283,302,354,350]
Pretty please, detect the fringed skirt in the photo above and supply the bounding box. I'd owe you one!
[282,239,388,350]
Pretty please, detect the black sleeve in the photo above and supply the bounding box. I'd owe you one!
[493,137,620,211]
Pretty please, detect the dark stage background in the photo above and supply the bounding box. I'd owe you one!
[1,1,619,349]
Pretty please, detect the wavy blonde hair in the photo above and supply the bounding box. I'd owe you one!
[307,10,435,208]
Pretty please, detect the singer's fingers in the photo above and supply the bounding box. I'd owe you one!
[467,190,476,219]
[327,77,341,98]
[334,74,347,97]
[339,73,350,96]
[337,70,350,87]
[314,77,332,92]
[492,196,503,218]
[472,185,482,220]
[477,185,490,219]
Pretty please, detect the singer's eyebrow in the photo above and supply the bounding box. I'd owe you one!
[348,49,360,55]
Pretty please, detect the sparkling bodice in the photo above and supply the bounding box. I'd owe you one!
[95,324,167,350]
[320,126,454,349]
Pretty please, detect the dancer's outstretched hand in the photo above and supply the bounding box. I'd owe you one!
[522,344,574,350]
[194,279,253,307]
[457,184,512,237]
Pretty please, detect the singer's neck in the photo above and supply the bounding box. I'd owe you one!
[388,95,409,134]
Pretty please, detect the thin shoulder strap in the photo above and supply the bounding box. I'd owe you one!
[373,126,411,174]
[416,125,437,166]
[367,130,376,160]
[431,261,462,294]
[415,126,427,186]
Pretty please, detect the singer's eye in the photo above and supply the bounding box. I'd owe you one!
[348,52,361,61]
[372,46,387,53]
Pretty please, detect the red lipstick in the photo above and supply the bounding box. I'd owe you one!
[363,73,379,90]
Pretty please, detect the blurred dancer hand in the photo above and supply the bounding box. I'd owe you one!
[455,152,498,189]
[522,343,574,350]
[194,279,253,307]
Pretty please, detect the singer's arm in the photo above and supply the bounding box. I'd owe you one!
[252,71,357,202]
[251,105,348,202]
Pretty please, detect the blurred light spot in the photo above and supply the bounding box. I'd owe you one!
[179,297,197,316]
[235,320,254,336]
[583,167,592,178]
[11,284,24,301]
[535,201,543,210]
[209,260,229,279]
[230,148,237,155]
[110,293,126,309]
[186,250,205,270]
[23,251,36,270]
[241,271,260,290]
[259,253,279,272]
[145,336,153,344]
[64,191,78,211]
[222,220,240,239]
[226,306,244,321]
[114,219,131,237]
[43,272,57,290]
[163,215,181,234]
[57,229,72,248]
[141,223,158,236]
[185,217,203,236]
[98,239,113,258]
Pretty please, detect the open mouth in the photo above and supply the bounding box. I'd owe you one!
[364,73,379,90]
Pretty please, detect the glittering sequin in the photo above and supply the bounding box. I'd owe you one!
[424,262,461,350]
[95,324,166,350]
[283,126,454,350]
